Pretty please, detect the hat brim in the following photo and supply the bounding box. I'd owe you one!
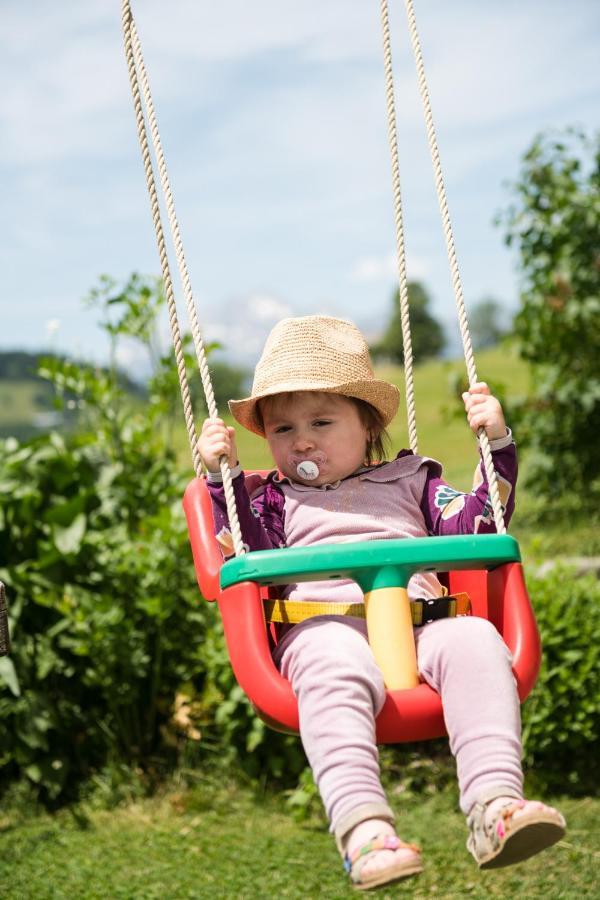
[228,379,400,436]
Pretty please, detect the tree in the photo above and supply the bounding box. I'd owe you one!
[500,129,600,497]
[469,297,510,349]
[202,359,248,413]
[373,281,445,364]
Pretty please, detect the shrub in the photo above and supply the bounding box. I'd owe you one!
[0,407,208,802]
[0,275,304,805]
[521,566,600,794]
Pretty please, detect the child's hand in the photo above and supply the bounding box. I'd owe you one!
[198,418,239,473]
[462,382,507,441]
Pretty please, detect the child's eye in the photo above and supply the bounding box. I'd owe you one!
[314,420,332,427]
[273,425,291,434]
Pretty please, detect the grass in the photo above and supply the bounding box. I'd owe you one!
[0,781,596,899]
[0,380,58,439]
[0,382,42,424]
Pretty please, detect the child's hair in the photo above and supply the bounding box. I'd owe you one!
[256,392,390,465]
[351,397,390,464]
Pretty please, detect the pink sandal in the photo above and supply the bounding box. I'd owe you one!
[343,833,423,890]
[467,794,566,869]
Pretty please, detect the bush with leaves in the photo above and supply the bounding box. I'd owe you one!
[0,274,303,805]
[500,129,600,498]
[520,565,600,794]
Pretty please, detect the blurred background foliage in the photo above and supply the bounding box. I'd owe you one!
[0,275,304,807]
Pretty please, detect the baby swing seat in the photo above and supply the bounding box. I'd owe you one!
[184,474,541,744]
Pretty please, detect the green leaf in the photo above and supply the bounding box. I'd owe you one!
[24,763,42,783]
[0,657,21,697]
[53,514,87,554]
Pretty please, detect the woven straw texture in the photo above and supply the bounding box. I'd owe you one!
[229,316,400,435]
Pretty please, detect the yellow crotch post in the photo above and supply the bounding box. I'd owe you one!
[363,585,419,690]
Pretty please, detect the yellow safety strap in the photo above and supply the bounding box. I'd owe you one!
[264,593,471,626]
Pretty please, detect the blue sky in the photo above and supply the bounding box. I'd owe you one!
[1,0,598,374]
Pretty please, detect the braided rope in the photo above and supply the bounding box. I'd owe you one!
[379,0,418,454]
[121,0,246,555]
[401,0,506,533]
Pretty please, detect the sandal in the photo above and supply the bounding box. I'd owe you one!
[467,796,566,869]
[343,833,423,891]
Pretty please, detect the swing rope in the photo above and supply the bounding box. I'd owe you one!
[379,0,506,533]
[379,0,418,457]
[122,0,506,539]
[121,0,246,556]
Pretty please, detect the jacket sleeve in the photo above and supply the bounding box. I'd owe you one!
[420,431,517,536]
[206,466,286,558]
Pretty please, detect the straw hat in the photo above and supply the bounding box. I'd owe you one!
[228,315,400,436]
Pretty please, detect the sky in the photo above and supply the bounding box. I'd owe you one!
[1,0,598,376]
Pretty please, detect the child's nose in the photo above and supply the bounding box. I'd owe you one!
[293,433,315,452]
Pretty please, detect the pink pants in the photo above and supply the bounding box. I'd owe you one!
[273,615,523,844]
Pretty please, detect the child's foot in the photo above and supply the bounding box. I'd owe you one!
[467,795,566,869]
[343,817,423,890]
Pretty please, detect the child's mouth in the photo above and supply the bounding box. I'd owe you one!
[289,452,327,481]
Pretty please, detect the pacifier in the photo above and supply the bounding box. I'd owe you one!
[296,460,319,480]
[289,451,327,481]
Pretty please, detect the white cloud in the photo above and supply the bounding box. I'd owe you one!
[196,291,293,363]
[351,252,428,284]
[247,293,292,322]
[352,254,396,282]
[135,1,378,65]
[114,338,152,379]
[0,4,127,166]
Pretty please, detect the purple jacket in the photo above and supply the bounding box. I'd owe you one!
[206,431,517,559]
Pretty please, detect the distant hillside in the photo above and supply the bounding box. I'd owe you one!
[0,350,50,382]
[0,350,144,441]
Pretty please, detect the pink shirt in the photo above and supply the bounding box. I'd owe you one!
[278,455,443,603]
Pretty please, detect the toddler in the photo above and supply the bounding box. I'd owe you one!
[199,315,565,890]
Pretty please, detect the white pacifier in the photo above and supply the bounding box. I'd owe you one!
[290,451,327,481]
[296,459,320,480]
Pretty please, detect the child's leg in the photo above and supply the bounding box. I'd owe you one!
[415,615,523,813]
[274,617,422,886]
[274,616,392,833]
[416,617,565,867]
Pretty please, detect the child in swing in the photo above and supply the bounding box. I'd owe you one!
[199,315,565,891]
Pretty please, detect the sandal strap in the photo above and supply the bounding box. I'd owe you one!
[343,833,420,874]
[495,800,529,839]
[468,797,517,858]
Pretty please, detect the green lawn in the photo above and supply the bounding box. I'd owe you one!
[0,782,596,899]
[0,380,60,439]
[0,382,41,423]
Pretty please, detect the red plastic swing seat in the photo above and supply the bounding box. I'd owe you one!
[183,473,541,744]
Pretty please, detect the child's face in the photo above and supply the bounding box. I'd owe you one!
[261,392,369,486]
